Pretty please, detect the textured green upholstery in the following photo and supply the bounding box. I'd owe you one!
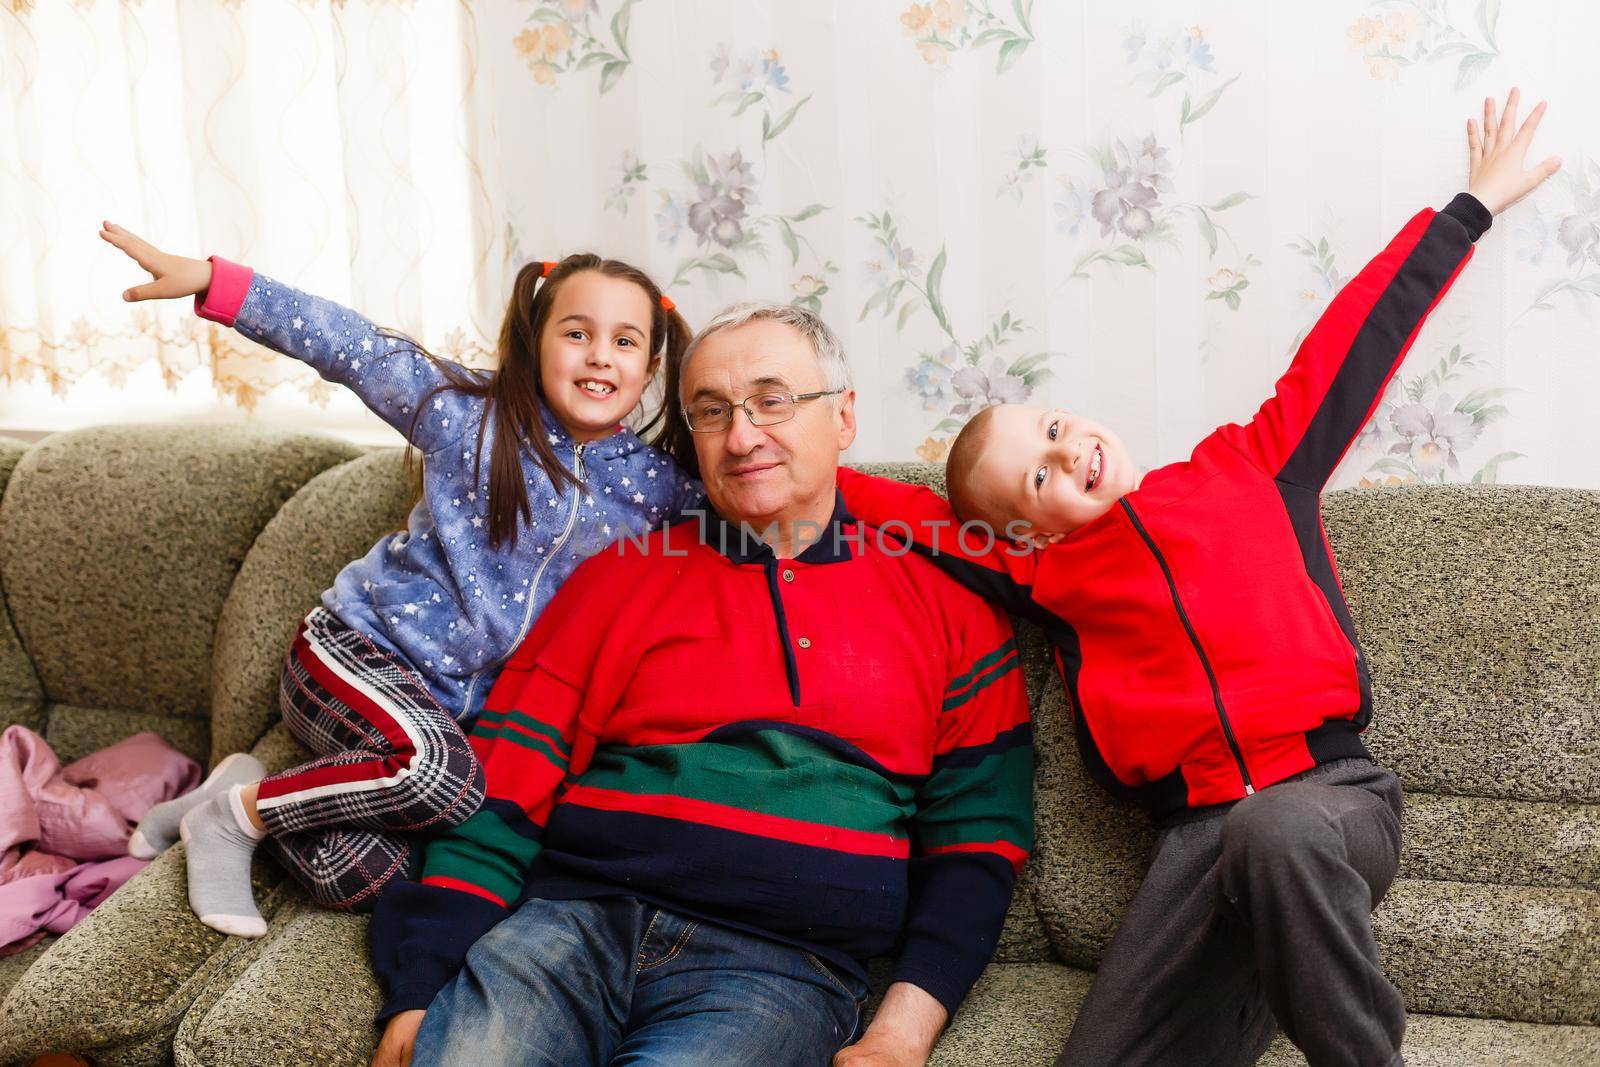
[0,437,45,735]
[0,425,359,765]
[0,431,1593,1066]
[209,448,412,765]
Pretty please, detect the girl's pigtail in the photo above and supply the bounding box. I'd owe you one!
[641,305,698,479]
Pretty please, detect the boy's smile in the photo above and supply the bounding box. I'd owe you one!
[973,404,1142,543]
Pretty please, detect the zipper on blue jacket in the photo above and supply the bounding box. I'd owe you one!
[464,442,588,714]
[1119,499,1256,796]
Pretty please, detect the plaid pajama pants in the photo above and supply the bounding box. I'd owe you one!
[257,607,487,911]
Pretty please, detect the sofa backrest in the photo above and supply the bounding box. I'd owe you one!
[0,425,359,763]
[1322,485,1599,803]
[211,448,414,765]
[0,438,45,736]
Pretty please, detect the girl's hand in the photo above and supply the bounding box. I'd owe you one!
[1466,87,1561,215]
[99,221,213,301]
[370,1009,425,1067]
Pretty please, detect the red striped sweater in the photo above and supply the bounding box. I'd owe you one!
[370,494,1033,1020]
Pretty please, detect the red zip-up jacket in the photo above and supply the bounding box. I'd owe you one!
[840,194,1491,817]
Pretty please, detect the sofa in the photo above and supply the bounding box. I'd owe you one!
[0,423,1594,1066]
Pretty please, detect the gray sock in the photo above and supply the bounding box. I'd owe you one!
[129,751,265,859]
[179,786,268,938]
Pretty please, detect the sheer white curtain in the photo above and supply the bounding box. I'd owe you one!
[3,0,1596,488]
[1,0,506,441]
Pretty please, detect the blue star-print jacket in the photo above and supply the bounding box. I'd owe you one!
[206,260,703,722]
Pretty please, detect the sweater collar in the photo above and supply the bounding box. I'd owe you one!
[701,490,857,565]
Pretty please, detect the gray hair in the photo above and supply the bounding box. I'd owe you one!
[681,302,852,398]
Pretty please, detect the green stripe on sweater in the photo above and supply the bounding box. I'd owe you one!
[580,729,918,837]
[942,647,1021,713]
[913,746,1034,851]
[476,709,572,753]
[945,638,1019,697]
[474,720,570,770]
[421,809,541,904]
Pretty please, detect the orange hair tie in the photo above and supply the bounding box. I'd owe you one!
[660,294,676,313]
[539,260,558,277]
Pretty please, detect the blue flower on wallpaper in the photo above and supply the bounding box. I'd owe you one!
[1053,179,1092,236]
[655,191,687,245]
[1514,213,1556,266]
[1123,23,1214,77]
[711,44,791,95]
[906,345,958,410]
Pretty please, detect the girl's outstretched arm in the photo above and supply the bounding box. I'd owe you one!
[101,222,473,454]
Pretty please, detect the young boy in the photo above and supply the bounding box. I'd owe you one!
[837,90,1559,1067]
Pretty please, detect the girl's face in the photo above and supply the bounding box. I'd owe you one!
[539,270,660,442]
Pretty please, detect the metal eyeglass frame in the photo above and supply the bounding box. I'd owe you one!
[682,389,845,433]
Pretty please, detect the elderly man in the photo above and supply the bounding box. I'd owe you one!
[367,304,1034,1067]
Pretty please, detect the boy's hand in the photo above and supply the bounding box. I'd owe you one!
[1466,87,1561,215]
[99,221,213,300]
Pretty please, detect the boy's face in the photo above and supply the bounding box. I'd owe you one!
[969,404,1140,541]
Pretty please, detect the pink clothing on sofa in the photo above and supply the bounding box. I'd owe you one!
[0,726,200,953]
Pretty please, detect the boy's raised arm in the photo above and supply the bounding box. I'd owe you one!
[1218,89,1558,490]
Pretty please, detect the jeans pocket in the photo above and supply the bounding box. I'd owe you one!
[801,952,866,1049]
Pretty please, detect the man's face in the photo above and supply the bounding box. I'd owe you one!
[975,404,1139,539]
[681,318,856,527]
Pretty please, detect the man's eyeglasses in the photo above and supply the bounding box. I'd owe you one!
[682,389,844,433]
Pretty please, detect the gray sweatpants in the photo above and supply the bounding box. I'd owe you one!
[1057,757,1406,1067]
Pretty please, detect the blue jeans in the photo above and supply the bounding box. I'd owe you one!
[414,896,868,1066]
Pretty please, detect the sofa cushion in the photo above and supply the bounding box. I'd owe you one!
[0,425,360,723]
[210,448,412,764]
[0,934,54,1002]
[0,834,301,1065]
[1401,793,1599,890]
[936,962,1600,1066]
[172,901,381,1067]
[43,702,212,766]
[1375,878,1599,1025]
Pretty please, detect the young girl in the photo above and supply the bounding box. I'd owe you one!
[101,223,702,936]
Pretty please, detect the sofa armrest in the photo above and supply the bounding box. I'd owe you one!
[0,845,296,1066]
[173,903,381,1067]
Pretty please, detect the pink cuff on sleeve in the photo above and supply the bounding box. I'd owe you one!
[193,256,255,327]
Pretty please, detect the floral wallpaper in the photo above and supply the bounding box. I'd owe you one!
[3,0,1595,490]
